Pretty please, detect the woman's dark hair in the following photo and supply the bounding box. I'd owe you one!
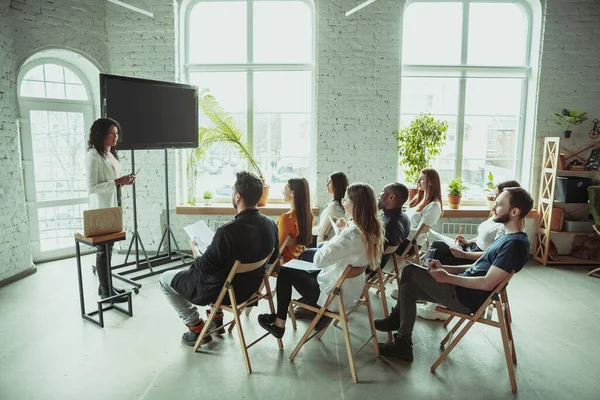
[496,180,521,194]
[88,118,121,159]
[330,172,349,211]
[288,178,313,246]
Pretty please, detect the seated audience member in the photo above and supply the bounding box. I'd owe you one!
[313,172,349,244]
[257,183,385,338]
[377,182,411,272]
[159,171,279,346]
[428,180,521,265]
[374,187,533,361]
[277,178,314,264]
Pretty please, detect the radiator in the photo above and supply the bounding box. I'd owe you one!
[441,223,479,237]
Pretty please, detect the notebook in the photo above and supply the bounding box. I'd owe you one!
[83,207,123,237]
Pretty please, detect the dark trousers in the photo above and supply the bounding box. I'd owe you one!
[428,240,481,266]
[394,264,471,340]
[94,243,114,294]
[275,268,321,320]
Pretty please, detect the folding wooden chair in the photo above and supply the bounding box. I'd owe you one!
[380,224,428,291]
[193,250,282,374]
[430,271,518,392]
[287,265,379,383]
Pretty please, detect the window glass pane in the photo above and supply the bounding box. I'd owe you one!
[38,203,88,252]
[468,3,527,66]
[44,64,64,82]
[20,80,46,97]
[402,2,462,65]
[465,78,523,116]
[46,82,65,99]
[254,71,311,113]
[189,2,247,63]
[65,84,88,100]
[254,1,312,63]
[24,65,45,81]
[64,68,83,84]
[263,156,312,200]
[401,77,459,115]
[461,158,517,201]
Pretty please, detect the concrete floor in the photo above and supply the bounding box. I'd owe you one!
[1,255,599,400]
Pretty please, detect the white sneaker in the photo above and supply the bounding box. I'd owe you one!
[417,302,449,321]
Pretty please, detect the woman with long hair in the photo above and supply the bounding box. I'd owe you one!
[258,183,385,338]
[313,172,349,243]
[277,178,314,263]
[85,118,135,301]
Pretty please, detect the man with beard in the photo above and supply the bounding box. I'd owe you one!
[375,187,533,361]
[377,183,411,271]
[159,171,279,346]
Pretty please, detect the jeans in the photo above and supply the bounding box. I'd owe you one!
[159,270,201,326]
[275,267,321,320]
[395,264,471,340]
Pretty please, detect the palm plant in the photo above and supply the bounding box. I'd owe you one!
[187,89,264,204]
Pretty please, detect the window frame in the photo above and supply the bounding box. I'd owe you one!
[180,0,317,205]
[400,0,535,204]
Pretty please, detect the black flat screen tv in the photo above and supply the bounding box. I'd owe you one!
[100,74,198,150]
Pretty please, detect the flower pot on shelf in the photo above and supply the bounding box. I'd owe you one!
[408,188,422,201]
[258,185,270,207]
[486,195,495,209]
[448,195,461,209]
[204,198,212,206]
[564,130,572,138]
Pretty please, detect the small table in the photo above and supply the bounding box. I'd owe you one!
[75,232,133,327]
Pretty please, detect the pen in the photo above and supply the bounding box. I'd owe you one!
[455,227,463,241]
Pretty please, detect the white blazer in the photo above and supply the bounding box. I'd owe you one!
[312,200,345,243]
[313,222,368,312]
[85,150,118,210]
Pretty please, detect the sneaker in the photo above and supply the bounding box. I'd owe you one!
[390,289,398,300]
[378,334,413,361]
[374,308,400,332]
[258,314,285,338]
[417,303,449,321]
[313,316,332,332]
[182,320,212,346]
[207,310,225,334]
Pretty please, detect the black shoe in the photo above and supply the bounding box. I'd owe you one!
[314,316,332,332]
[98,285,126,296]
[374,308,400,332]
[378,334,413,361]
[293,306,317,320]
[207,310,225,335]
[390,289,398,300]
[258,314,284,338]
[100,290,128,303]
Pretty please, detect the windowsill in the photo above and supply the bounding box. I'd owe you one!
[442,206,537,219]
[177,203,320,217]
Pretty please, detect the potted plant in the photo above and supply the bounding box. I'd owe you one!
[188,89,269,206]
[203,190,213,206]
[483,172,495,208]
[395,112,448,198]
[553,109,588,138]
[448,177,468,210]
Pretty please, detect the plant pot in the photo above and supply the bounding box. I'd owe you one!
[448,195,461,209]
[258,185,270,207]
[204,198,212,206]
[486,195,495,209]
[409,188,422,202]
[564,130,572,138]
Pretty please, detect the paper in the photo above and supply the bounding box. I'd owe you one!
[183,219,214,254]
[329,216,340,236]
[429,229,461,249]
[283,259,319,272]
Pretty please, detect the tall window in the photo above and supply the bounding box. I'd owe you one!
[183,0,315,202]
[399,1,532,202]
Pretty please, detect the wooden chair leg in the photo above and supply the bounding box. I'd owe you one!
[288,302,297,330]
[431,319,476,372]
[495,301,517,392]
[337,297,358,383]
[587,267,600,277]
[440,317,465,348]
[289,310,325,361]
[500,291,512,324]
[376,269,393,342]
[229,290,252,374]
[364,288,380,357]
[443,315,454,328]
[263,276,283,351]
[193,305,218,352]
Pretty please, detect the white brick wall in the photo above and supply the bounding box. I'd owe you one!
[0,10,35,281]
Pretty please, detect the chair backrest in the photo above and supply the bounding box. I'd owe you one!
[231,250,274,275]
[396,224,428,260]
[384,244,399,255]
[476,271,515,313]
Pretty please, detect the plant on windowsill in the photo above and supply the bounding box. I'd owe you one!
[203,190,213,206]
[395,112,448,199]
[553,109,588,139]
[187,89,269,206]
[448,177,468,210]
[483,171,495,208]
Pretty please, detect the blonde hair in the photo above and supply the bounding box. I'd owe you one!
[346,183,384,270]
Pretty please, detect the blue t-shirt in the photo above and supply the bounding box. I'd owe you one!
[456,232,530,312]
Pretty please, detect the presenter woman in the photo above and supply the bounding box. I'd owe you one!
[85,118,135,301]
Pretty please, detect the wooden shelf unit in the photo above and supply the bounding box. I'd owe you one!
[533,137,598,266]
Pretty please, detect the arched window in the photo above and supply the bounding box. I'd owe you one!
[182,0,315,202]
[18,58,96,261]
[399,0,536,202]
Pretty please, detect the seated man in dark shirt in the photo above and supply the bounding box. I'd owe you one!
[159,171,279,346]
[377,183,411,270]
[374,187,533,361]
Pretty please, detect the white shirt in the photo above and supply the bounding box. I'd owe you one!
[313,222,367,312]
[405,200,442,247]
[85,150,118,210]
[312,200,345,243]
[474,217,505,250]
